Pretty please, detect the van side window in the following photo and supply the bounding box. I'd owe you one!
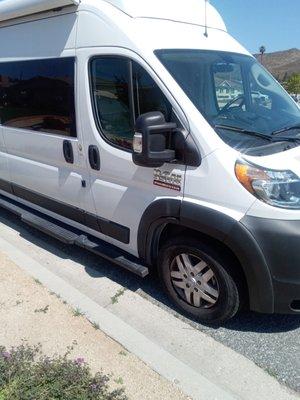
[0,58,76,137]
[90,58,134,150]
[132,62,173,123]
[90,57,173,150]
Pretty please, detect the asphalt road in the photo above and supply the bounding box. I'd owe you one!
[0,208,299,394]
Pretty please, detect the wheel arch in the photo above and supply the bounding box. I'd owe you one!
[138,199,274,314]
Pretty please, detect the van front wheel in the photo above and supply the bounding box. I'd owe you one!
[158,237,242,325]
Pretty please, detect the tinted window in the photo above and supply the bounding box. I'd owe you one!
[90,58,133,149]
[133,63,172,122]
[0,58,76,136]
[90,57,173,150]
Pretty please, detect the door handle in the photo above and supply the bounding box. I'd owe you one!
[63,140,74,164]
[88,145,100,171]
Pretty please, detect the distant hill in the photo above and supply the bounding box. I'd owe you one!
[254,48,300,81]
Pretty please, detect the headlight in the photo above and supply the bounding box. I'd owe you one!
[235,160,300,209]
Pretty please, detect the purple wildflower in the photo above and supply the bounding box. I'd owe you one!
[75,357,85,365]
[2,351,11,359]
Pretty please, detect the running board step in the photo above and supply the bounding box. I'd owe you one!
[0,195,149,278]
[75,235,149,278]
[22,213,79,244]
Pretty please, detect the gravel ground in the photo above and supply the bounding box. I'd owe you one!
[0,208,299,394]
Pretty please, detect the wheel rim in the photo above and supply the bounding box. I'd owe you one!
[170,253,219,309]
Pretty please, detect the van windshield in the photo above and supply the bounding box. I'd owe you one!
[155,50,300,152]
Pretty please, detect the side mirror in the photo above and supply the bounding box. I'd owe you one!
[132,111,202,168]
[132,112,176,168]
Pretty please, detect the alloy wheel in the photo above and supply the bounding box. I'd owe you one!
[170,253,219,308]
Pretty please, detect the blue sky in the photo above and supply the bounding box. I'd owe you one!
[211,0,300,54]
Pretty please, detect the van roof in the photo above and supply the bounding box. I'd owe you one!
[0,0,226,32]
[101,0,226,31]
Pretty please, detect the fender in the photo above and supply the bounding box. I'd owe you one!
[138,199,274,314]
[138,198,182,264]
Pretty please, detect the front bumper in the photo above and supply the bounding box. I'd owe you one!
[240,216,300,314]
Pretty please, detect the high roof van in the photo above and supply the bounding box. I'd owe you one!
[0,0,299,324]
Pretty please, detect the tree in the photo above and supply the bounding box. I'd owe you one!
[259,45,266,64]
[285,74,300,95]
[282,72,288,83]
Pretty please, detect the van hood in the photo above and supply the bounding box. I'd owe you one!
[244,143,300,177]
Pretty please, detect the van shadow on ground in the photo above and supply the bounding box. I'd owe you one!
[0,209,299,336]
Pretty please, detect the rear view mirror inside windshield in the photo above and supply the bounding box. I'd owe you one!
[213,63,235,73]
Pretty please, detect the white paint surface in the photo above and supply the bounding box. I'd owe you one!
[0,0,79,23]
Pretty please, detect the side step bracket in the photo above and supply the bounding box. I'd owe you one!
[0,195,149,278]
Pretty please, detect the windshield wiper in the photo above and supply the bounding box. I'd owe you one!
[272,124,300,135]
[214,124,273,141]
[215,124,300,144]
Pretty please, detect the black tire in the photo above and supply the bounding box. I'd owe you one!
[158,236,243,325]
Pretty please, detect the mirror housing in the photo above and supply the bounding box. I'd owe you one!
[132,112,176,168]
[132,111,201,168]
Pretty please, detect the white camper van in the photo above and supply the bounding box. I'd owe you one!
[0,0,299,324]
